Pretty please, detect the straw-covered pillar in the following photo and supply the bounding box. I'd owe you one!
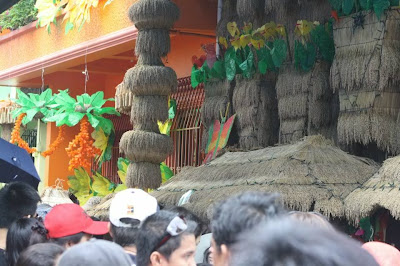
[331,10,400,154]
[119,0,179,189]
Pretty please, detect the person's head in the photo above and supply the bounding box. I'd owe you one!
[288,211,334,231]
[16,243,64,266]
[165,206,207,242]
[44,203,108,248]
[6,218,48,266]
[362,241,400,266]
[229,217,379,266]
[136,210,197,266]
[108,188,158,248]
[57,239,132,266]
[0,182,40,229]
[203,247,213,264]
[211,192,284,266]
[36,204,53,220]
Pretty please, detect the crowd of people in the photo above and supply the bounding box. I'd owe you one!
[0,181,399,266]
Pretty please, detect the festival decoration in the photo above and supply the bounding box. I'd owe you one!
[10,113,37,154]
[46,90,119,171]
[158,98,177,136]
[328,0,398,19]
[191,21,288,88]
[294,20,335,72]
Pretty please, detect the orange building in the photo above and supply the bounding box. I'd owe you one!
[0,0,217,187]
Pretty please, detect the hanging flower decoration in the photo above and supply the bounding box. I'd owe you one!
[45,90,120,171]
[11,89,65,156]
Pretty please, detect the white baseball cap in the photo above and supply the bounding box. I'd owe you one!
[109,189,158,228]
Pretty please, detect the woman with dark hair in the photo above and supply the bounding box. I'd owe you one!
[6,218,48,266]
[16,243,64,266]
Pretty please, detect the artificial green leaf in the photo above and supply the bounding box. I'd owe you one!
[161,162,174,183]
[87,113,100,129]
[65,21,74,34]
[68,112,85,127]
[34,100,46,108]
[29,93,40,103]
[158,120,173,135]
[390,0,399,5]
[211,60,225,79]
[92,172,112,197]
[191,66,201,88]
[329,0,343,11]
[90,91,105,107]
[311,24,335,63]
[39,89,52,102]
[114,184,127,192]
[55,90,75,106]
[360,0,373,9]
[224,47,237,81]
[342,0,355,15]
[96,116,113,135]
[94,107,120,116]
[168,99,177,120]
[16,90,33,107]
[271,39,287,68]
[23,109,38,125]
[258,59,268,74]
[373,0,390,19]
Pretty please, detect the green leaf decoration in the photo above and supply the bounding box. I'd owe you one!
[161,162,174,183]
[191,65,201,88]
[168,99,177,120]
[23,109,39,125]
[114,184,127,192]
[94,107,120,116]
[360,0,373,9]
[294,40,317,72]
[224,47,237,81]
[68,112,85,127]
[271,39,287,68]
[90,91,106,108]
[91,172,112,197]
[65,21,74,34]
[390,0,399,6]
[373,0,390,19]
[96,116,113,135]
[68,168,92,206]
[343,0,355,15]
[329,0,343,11]
[311,24,335,63]
[211,60,225,79]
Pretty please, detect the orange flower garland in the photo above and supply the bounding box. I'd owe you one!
[10,113,37,154]
[66,116,101,171]
[41,125,66,157]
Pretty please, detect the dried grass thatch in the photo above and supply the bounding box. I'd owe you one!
[115,82,133,115]
[40,187,73,207]
[137,53,164,66]
[86,194,115,221]
[128,0,180,30]
[345,155,400,223]
[135,29,170,58]
[82,196,103,212]
[119,130,173,164]
[152,135,379,222]
[233,74,279,150]
[236,0,264,27]
[217,0,240,37]
[124,65,177,96]
[276,62,335,144]
[126,162,162,189]
[130,95,168,128]
[0,101,18,124]
[331,10,400,92]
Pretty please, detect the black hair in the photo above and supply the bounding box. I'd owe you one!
[16,243,65,266]
[211,192,284,249]
[203,247,212,264]
[6,218,48,266]
[0,182,40,228]
[50,232,86,247]
[165,206,208,238]
[197,264,212,266]
[136,210,196,266]
[230,218,379,266]
[110,222,138,247]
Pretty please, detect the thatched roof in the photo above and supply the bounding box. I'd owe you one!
[151,136,379,221]
[345,155,400,223]
[0,100,18,124]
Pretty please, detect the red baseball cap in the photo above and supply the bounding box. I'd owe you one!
[44,203,109,238]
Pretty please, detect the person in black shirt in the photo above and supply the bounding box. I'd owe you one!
[0,182,40,266]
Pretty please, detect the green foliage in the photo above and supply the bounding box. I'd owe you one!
[329,0,396,19]
[12,88,56,125]
[0,0,37,31]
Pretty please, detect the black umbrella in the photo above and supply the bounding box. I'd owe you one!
[0,138,40,189]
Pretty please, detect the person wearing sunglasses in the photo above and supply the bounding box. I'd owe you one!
[136,210,197,266]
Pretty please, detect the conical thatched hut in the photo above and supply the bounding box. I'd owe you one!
[331,10,400,154]
[114,82,133,116]
[345,155,400,223]
[0,100,18,141]
[152,135,378,222]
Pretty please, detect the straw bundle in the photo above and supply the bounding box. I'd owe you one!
[331,10,400,93]
[0,102,18,124]
[217,0,239,37]
[128,0,180,30]
[137,53,164,66]
[233,74,278,150]
[135,29,171,58]
[152,135,379,222]
[130,96,168,128]
[119,130,173,164]
[87,193,116,221]
[124,65,177,96]
[40,187,73,207]
[345,155,400,223]
[82,196,103,212]
[276,62,334,144]
[115,82,133,115]
[236,0,264,27]
[126,162,162,189]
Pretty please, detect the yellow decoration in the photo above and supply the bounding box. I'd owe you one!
[63,0,99,30]
[91,172,111,197]
[227,22,239,37]
[251,38,265,49]
[240,34,251,48]
[277,24,286,37]
[92,128,109,162]
[231,36,241,51]
[219,36,228,49]
[243,22,253,34]
[35,0,63,32]
[295,20,314,37]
